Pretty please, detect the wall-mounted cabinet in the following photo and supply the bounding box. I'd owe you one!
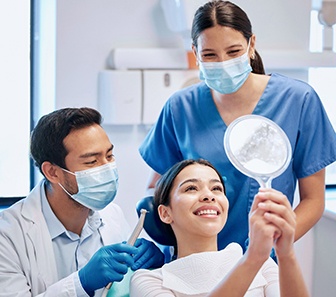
[98,70,142,125]
[142,70,199,124]
[98,69,199,125]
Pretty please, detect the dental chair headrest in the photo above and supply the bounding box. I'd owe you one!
[136,196,176,246]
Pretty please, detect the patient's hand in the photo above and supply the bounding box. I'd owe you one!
[247,191,281,263]
[252,188,296,260]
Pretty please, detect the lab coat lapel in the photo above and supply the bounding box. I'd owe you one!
[21,180,59,287]
[98,203,130,246]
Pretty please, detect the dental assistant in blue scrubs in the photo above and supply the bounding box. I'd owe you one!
[139,0,336,254]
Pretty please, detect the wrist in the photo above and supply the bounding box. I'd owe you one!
[78,269,95,297]
[243,249,267,270]
[245,243,271,266]
[276,249,296,263]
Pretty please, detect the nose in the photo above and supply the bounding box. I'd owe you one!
[217,54,227,62]
[201,196,215,202]
[200,187,216,202]
[100,160,109,166]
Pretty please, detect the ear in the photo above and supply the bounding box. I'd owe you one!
[249,34,256,57]
[41,161,62,184]
[158,204,173,224]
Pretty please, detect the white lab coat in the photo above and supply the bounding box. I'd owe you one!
[0,179,130,297]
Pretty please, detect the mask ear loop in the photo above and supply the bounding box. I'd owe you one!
[246,38,251,54]
[58,182,75,198]
[60,167,76,176]
[195,51,201,65]
[58,166,77,197]
[247,38,255,60]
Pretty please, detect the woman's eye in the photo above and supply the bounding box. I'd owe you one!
[227,49,242,56]
[185,185,197,192]
[212,186,223,192]
[201,53,216,60]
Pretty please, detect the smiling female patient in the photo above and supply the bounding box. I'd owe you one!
[130,159,308,297]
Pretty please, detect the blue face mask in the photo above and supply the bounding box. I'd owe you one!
[58,161,119,211]
[199,47,252,94]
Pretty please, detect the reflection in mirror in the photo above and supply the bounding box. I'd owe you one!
[224,115,292,188]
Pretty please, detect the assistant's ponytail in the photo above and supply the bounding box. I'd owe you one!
[251,49,265,74]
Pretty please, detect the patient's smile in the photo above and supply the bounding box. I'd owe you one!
[194,206,220,216]
[196,209,218,216]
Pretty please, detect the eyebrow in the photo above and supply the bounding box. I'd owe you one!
[179,178,222,188]
[227,43,244,49]
[200,44,244,53]
[78,144,114,159]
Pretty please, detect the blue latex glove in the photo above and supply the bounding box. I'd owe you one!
[79,243,137,296]
[131,238,165,270]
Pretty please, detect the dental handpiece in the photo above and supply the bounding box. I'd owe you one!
[103,209,148,294]
[127,208,148,245]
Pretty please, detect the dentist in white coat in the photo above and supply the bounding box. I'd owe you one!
[0,107,164,297]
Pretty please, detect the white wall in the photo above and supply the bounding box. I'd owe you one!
[0,0,30,197]
[55,0,183,109]
[232,0,311,51]
[312,213,336,297]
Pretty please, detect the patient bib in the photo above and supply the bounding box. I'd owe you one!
[161,243,267,296]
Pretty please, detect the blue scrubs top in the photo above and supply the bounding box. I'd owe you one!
[139,73,336,251]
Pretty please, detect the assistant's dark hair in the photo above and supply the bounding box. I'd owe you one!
[191,0,265,74]
[30,107,102,175]
[154,159,226,247]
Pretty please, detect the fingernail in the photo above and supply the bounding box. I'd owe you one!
[258,202,266,208]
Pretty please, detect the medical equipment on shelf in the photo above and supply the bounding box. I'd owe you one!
[223,115,292,188]
[101,209,148,297]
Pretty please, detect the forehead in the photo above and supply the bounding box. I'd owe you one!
[63,124,112,156]
[196,25,245,49]
[174,164,220,184]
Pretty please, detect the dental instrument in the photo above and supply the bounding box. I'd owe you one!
[101,209,148,297]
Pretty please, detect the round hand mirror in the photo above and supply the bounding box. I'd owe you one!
[223,115,292,188]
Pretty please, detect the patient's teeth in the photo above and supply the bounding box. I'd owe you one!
[197,209,217,215]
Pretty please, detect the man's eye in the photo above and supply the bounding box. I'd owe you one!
[107,154,114,160]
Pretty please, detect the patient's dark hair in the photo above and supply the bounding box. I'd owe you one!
[30,107,102,175]
[154,159,226,247]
